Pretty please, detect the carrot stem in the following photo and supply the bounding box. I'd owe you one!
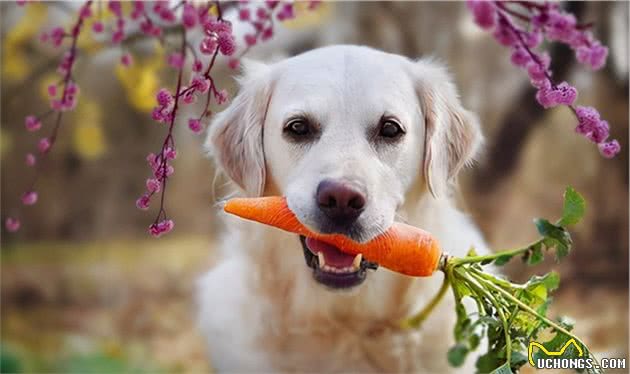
[400,273,450,329]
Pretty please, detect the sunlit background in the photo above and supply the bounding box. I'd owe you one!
[1,1,628,372]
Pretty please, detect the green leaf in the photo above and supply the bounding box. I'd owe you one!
[476,351,505,374]
[493,254,513,266]
[509,350,528,368]
[489,362,513,374]
[526,243,544,265]
[469,333,481,350]
[558,187,586,227]
[447,343,469,367]
[534,219,572,261]
[526,272,560,293]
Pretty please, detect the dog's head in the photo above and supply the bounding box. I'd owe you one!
[208,46,481,290]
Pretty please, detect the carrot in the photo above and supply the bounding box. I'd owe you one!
[223,196,442,277]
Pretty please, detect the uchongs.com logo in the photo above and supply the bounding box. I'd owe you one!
[528,338,627,371]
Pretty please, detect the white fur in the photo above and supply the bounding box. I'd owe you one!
[199,45,488,373]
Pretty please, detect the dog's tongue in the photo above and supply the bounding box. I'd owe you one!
[305,237,355,268]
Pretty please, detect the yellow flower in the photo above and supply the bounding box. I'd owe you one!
[72,99,107,160]
[115,44,164,112]
[282,2,333,29]
[2,4,48,81]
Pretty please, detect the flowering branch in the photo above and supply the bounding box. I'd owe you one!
[467,0,620,159]
[4,0,317,236]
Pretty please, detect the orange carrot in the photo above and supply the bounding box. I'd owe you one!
[223,196,442,277]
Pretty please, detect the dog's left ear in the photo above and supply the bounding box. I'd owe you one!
[412,58,483,198]
[206,60,273,196]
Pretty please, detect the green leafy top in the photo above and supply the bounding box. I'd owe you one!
[403,187,599,374]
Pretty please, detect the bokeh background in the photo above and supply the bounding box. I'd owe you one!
[1,1,628,372]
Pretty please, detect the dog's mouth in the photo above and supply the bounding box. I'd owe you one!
[300,236,378,290]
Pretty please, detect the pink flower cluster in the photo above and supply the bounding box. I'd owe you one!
[575,106,620,158]
[4,0,320,235]
[467,0,619,159]
[201,20,236,56]
[5,0,93,233]
[149,219,174,237]
[152,88,174,123]
[136,149,176,211]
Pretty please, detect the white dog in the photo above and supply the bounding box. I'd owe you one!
[198,45,488,373]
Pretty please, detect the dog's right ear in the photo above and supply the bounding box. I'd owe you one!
[206,60,273,196]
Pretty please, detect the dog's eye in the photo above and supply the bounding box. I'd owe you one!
[284,119,311,137]
[378,119,404,139]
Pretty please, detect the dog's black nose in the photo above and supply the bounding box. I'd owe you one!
[316,179,366,225]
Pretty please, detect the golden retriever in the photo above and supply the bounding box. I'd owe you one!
[198,45,488,373]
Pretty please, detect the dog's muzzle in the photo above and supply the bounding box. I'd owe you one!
[299,235,378,289]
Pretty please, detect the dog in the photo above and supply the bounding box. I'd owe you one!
[198,45,488,373]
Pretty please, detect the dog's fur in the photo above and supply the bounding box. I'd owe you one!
[198,45,488,373]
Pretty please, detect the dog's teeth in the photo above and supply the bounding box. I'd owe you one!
[352,254,362,270]
[318,252,326,268]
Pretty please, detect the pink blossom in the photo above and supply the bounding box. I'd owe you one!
[21,191,38,206]
[545,9,577,43]
[576,43,608,70]
[182,4,197,29]
[191,76,210,93]
[228,58,240,70]
[146,178,161,193]
[205,20,232,36]
[182,89,196,104]
[244,34,257,47]
[147,153,159,171]
[50,27,65,47]
[276,3,295,21]
[167,52,185,69]
[523,29,543,49]
[159,8,176,23]
[266,0,279,9]
[256,8,269,21]
[192,60,203,72]
[217,32,236,56]
[66,82,79,95]
[575,106,610,143]
[38,137,51,153]
[164,147,177,160]
[154,164,174,180]
[598,140,620,158]
[493,18,517,46]
[200,37,218,55]
[25,153,36,166]
[510,47,531,68]
[467,0,496,30]
[215,89,229,105]
[149,219,174,237]
[5,217,21,232]
[25,116,42,132]
[188,118,203,134]
[57,51,73,75]
[79,4,92,19]
[108,1,122,17]
[261,27,273,41]
[48,84,57,97]
[136,194,151,210]
[92,21,104,33]
[239,8,251,21]
[121,53,133,67]
[156,89,173,107]
[535,82,577,108]
[112,30,124,44]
